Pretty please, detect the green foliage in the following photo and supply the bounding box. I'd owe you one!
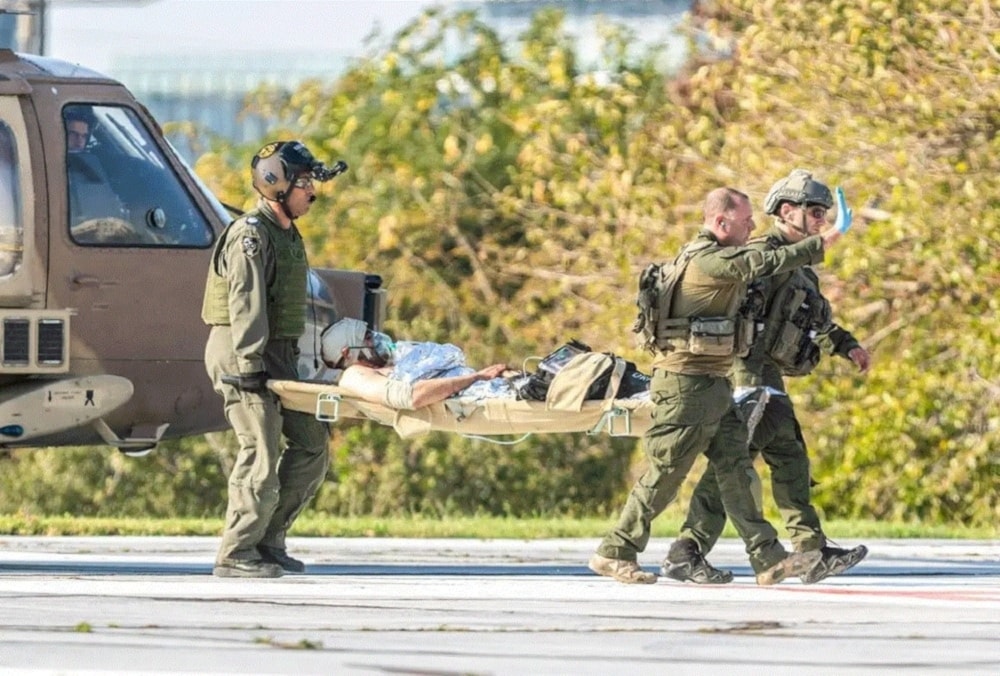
[0,435,231,517]
[311,420,638,517]
[1,512,993,540]
[692,0,1000,527]
[3,2,995,527]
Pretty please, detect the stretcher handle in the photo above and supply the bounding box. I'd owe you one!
[589,406,632,437]
[316,392,342,423]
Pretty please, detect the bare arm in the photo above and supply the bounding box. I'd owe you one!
[338,363,509,409]
[411,363,508,409]
[820,227,842,250]
[337,364,392,404]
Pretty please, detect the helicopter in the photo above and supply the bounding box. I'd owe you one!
[0,47,384,454]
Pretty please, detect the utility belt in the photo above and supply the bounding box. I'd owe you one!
[657,315,754,357]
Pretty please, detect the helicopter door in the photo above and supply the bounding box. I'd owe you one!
[0,94,41,304]
[47,103,216,363]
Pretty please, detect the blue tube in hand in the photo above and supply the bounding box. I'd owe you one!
[834,187,853,233]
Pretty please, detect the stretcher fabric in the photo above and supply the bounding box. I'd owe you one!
[268,380,655,440]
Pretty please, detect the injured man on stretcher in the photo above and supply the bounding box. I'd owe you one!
[315,318,516,410]
[274,321,760,439]
[306,319,651,411]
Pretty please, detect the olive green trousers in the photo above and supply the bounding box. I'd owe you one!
[679,392,826,555]
[596,370,789,573]
[206,327,330,564]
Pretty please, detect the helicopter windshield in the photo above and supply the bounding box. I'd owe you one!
[63,104,214,248]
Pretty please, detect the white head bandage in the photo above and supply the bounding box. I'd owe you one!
[320,318,368,367]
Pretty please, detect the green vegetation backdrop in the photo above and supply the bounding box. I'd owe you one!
[1,1,996,530]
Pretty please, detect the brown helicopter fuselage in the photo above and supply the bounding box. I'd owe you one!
[0,49,381,450]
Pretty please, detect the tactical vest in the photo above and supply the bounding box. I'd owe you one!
[633,240,716,352]
[757,255,831,376]
[635,239,756,358]
[201,212,308,339]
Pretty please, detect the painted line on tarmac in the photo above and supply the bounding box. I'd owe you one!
[768,585,1000,601]
[2,561,998,579]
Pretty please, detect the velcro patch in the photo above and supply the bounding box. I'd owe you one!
[242,236,261,257]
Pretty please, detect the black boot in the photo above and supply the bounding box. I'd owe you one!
[661,538,733,584]
[800,544,868,584]
[258,545,306,573]
[213,559,283,578]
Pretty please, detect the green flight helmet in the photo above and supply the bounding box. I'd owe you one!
[763,169,834,216]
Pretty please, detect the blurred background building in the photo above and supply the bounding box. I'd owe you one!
[2,0,690,160]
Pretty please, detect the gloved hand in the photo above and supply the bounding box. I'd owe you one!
[834,187,853,233]
[221,371,268,393]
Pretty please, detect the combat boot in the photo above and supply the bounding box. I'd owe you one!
[660,538,733,584]
[213,559,283,578]
[588,554,657,584]
[800,545,868,584]
[755,550,821,586]
[258,545,306,573]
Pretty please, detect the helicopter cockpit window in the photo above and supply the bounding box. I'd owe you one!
[0,120,23,278]
[63,104,213,248]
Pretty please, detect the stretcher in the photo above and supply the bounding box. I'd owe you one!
[268,379,655,440]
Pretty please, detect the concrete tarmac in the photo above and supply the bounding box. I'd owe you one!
[1,536,998,675]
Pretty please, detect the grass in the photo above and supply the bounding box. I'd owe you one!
[0,513,995,539]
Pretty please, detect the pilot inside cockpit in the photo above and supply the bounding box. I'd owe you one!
[63,106,133,243]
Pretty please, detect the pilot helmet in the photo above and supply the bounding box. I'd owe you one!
[763,169,833,216]
[251,140,348,201]
[320,318,395,368]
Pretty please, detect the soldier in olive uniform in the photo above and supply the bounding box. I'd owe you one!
[203,141,345,578]
[589,187,846,585]
[664,170,870,585]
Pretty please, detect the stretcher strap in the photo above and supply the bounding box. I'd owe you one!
[457,432,533,445]
[589,406,633,437]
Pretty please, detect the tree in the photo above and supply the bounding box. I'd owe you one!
[6,2,994,527]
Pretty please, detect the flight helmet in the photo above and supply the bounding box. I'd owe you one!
[763,169,833,216]
[250,140,348,201]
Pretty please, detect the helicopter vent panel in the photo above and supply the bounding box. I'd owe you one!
[37,320,66,365]
[2,318,29,365]
[0,311,71,373]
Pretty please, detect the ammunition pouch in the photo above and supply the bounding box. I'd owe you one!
[766,287,823,376]
[770,322,820,376]
[688,317,736,356]
[734,315,755,358]
[654,317,690,352]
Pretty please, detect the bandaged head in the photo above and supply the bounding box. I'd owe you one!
[320,318,395,368]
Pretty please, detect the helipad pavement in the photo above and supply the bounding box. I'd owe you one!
[0,536,997,675]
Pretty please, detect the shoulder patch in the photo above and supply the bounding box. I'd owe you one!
[242,235,261,258]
